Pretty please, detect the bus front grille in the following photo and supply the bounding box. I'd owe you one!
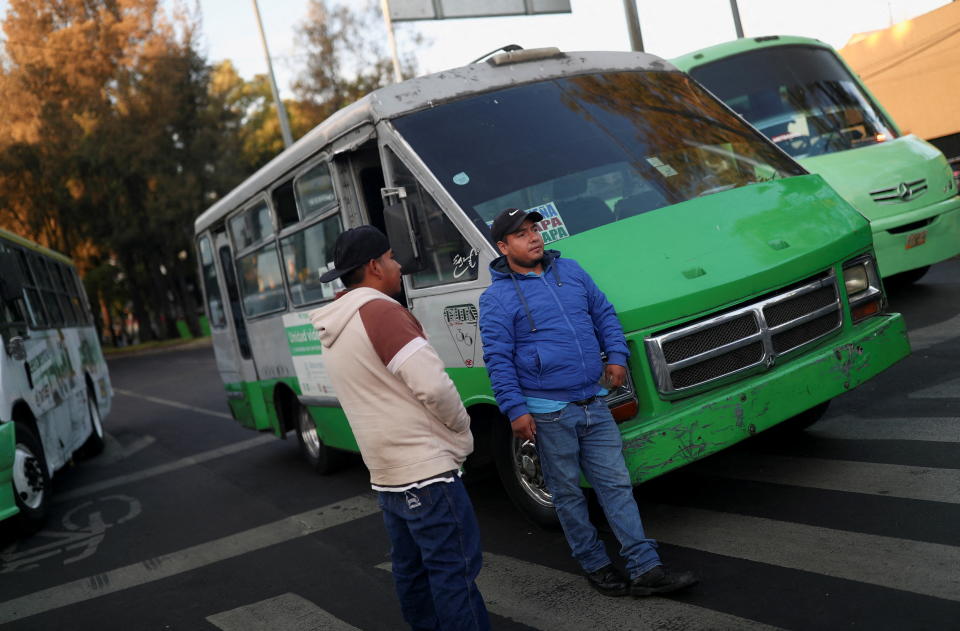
[645,271,841,398]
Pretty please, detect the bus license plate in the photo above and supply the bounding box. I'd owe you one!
[905,230,927,249]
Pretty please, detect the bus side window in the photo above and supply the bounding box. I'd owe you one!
[31,256,65,327]
[65,266,91,326]
[16,250,47,328]
[230,199,287,318]
[280,161,344,306]
[385,149,479,289]
[0,243,27,331]
[198,236,227,328]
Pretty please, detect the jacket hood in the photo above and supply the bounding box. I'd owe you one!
[489,249,562,280]
[309,287,396,349]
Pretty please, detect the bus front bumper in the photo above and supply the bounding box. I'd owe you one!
[0,422,19,522]
[619,312,910,484]
[872,195,960,277]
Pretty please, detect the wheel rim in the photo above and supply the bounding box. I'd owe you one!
[298,406,321,459]
[88,394,104,439]
[511,437,553,508]
[13,443,45,510]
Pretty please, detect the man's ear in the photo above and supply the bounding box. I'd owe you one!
[497,240,509,256]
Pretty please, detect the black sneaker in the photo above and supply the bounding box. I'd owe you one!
[585,564,629,597]
[629,566,698,597]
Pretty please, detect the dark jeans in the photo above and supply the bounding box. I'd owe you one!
[378,477,490,631]
[533,398,661,579]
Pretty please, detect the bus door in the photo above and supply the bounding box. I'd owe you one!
[210,230,260,428]
[378,145,491,371]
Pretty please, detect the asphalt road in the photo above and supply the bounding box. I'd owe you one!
[1,259,958,631]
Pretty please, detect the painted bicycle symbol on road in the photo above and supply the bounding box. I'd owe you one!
[1,494,141,573]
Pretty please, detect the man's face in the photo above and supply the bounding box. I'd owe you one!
[497,218,544,268]
[377,249,403,297]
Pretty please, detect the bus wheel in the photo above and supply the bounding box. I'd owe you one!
[493,419,559,528]
[888,265,930,287]
[295,403,344,475]
[76,385,105,459]
[12,423,51,534]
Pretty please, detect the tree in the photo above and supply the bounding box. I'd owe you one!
[293,0,423,125]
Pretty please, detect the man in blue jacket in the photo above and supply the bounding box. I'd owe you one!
[478,208,697,598]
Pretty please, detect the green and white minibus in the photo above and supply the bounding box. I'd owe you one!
[0,229,112,532]
[672,35,960,283]
[194,48,910,525]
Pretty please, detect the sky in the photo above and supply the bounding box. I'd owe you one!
[0,0,952,98]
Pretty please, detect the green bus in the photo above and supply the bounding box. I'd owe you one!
[672,35,960,283]
[0,229,112,533]
[194,48,910,525]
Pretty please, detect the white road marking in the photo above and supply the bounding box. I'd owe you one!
[96,433,156,466]
[55,434,276,503]
[207,593,361,631]
[807,415,960,443]
[696,454,960,504]
[907,311,960,351]
[113,387,234,419]
[909,377,960,399]
[376,554,779,631]
[0,495,380,625]
[645,505,960,602]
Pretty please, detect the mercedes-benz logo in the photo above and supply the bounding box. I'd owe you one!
[897,182,912,201]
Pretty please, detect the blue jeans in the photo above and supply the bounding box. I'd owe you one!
[378,477,490,631]
[533,399,661,579]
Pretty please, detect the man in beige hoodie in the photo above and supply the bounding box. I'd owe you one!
[310,226,489,631]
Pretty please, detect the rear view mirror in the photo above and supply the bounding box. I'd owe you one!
[383,199,424,275]
[0,251,23,302]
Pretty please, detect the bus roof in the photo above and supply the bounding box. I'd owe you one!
[194,49,677,235]
[671,35,832,71]
[0,227,74,266]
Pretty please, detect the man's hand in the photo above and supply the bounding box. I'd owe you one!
[603,364,627,389]
[512,413,536,442]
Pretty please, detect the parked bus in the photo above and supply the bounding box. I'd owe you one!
[194,48,910,525]
[672,36,960,284]
[0,229,112,532]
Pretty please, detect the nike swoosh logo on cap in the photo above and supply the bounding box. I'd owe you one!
[509,209,521,216]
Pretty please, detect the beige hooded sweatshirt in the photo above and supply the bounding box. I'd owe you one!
[309,287,473,487]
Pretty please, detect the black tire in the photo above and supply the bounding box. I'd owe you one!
[493,418,560,528]
[294,402,345,475]
[76,385,105,459]
[888,265,930,288]
[761,401,832,442]
[12,422,51,534]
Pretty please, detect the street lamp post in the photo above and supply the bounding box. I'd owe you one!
[252,0,294,148]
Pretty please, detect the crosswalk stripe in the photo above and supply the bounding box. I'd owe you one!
[55,434,276,503]
[114,388,234,419]
[910,377,960,399]
[375,555,780,631]
[207,593,361,631]
[645,505,960,602]
[0,495,380,625]
[695,453,960,504]
[806,415,960,443]
[907,312,960,351]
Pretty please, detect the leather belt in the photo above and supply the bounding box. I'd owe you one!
[571,395,598,406]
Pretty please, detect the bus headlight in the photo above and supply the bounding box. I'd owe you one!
[842,255,884,322]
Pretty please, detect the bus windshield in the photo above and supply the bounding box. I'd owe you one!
[391,70,803,242]
[687,45,897,160]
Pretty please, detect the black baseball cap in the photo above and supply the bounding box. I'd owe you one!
[318,225,390,283]
[490,208,544,243]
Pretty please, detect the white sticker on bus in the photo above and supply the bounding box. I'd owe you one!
[282,312,336,397]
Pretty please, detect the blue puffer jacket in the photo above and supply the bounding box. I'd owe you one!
[478,250,629,422]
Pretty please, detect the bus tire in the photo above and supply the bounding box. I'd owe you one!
[295,403,344,475]
[12,422,50,534]
[493,417,560,528]
[888,265,930,287]
[76,385,105,459]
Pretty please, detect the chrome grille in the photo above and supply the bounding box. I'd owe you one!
[645,271,841,398]
[870,178,927,204]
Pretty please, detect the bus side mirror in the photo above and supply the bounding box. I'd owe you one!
[0,251,23,303]
[4,335,26,361]
[382,189,424,275]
